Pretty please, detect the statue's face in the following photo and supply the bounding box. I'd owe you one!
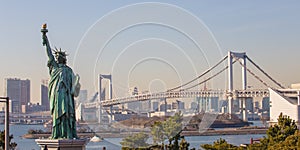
[56,55,67,64]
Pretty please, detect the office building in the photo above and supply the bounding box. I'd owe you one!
[190,101,198,111]
[5,78,30,113]
[196,97,219,112]
[152,101,159,111]
[262,97,270,112]
[245,98,254,113]
[78,90,88,103]
[41,80,49,111]
[172,100,185,110]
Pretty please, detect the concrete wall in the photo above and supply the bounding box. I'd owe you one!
[269,88,299,124]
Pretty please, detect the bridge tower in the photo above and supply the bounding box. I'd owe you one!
[98,74,113,124]
[228,51,247,121]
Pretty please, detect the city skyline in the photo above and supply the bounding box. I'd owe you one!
[0,1,300,103]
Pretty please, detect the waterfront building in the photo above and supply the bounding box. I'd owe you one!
[152,101,159,111]
[244,98,254,113]
[127,101,143,113]
[233,99,240,113]
[141,100,151,112]
[20,79,30,105]
[127,87,152,113]
[262,97,270,112]
[5,78,30,113]
[254,101,260,113]
[78,89,88,103]
[129,87,138,95]
[210,97,219,112]
[171,100,185,110]
[22,103,46,113]
[269,85,300,126]
[112,112,133,121]
[190,101,197,111]
[83,107,98,122]
[196,97,219,112]
[159,103,171,111]
[127,87,141,112]
[149,111,174,117]
[219,100,227,113]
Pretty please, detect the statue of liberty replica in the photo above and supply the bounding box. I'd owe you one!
[41,24,80,139]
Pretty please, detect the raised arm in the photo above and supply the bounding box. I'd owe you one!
[41,24,55,62]
[42,34,55,61]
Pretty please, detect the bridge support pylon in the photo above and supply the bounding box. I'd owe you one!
[99,74,113,124]
[228,51,248,121]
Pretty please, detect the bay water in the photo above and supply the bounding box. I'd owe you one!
[0,121,265,150]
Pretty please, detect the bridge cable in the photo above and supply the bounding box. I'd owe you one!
[167,55,228,91]
[246,56,285,89]
[232,55,270,88]
[181,60,236,91]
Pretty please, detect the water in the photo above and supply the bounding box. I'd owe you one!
[0,123,266,150]
[186,134,265,149]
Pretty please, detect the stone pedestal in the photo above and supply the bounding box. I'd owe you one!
[35,139,88,150]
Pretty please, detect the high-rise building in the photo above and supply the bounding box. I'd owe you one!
[219,100,227,113]
[210,97,219,112]
[159,103,171,111]
[41,80,49,111]
[262,97,270,112]
[245,98,254,113]
[190,101,198,111]
[78,90,88,103]
[172,100,185,110]
[254,101,260,113]
[20,79,30,106]
[129,87,138,96]
[127,87,143,113]
[196,97,219,112]
[128,102,142,112]
[152,101,159,111]
[141,101,151,112]
[5,78,30,113]
[233,99,240,113]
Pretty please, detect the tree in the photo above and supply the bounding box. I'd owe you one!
[121,112,186,149]
[201,138,239,150]
[250,112,298,149]
[163,112,182,141]
[268,130,300,150]
[0,130,17,150]
[267,113,297,141]
[150,112,183,146]
[202,113,300,150]
[120,132,149,149]
[151,121,164,144]
[150,112,189,149]
[179,138,190,150]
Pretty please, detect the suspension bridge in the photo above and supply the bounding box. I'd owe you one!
[82,51,294,123]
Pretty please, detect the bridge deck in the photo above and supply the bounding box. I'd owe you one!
[84,89,269,108]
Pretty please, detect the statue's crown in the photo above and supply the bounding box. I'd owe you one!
[53,47,67,57]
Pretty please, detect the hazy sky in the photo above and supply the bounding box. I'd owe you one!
[0,1,299,103]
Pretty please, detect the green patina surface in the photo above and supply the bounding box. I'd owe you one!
[42,26,80,139]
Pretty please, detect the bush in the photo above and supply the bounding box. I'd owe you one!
[0,130,17,150]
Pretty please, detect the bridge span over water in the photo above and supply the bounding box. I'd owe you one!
[85,89,269,107]
[82,51,287,123]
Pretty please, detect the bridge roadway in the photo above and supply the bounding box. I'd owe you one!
[84,89,269,108]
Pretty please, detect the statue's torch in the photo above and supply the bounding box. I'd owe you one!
[41,23,48,46]
[41,23,48,34]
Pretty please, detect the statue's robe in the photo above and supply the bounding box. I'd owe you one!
[48,59,77,139]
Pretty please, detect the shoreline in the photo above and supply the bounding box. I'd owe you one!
[181,128,267,136]
[23,128,267,139]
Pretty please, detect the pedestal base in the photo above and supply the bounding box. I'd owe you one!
[35,139,88,150]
